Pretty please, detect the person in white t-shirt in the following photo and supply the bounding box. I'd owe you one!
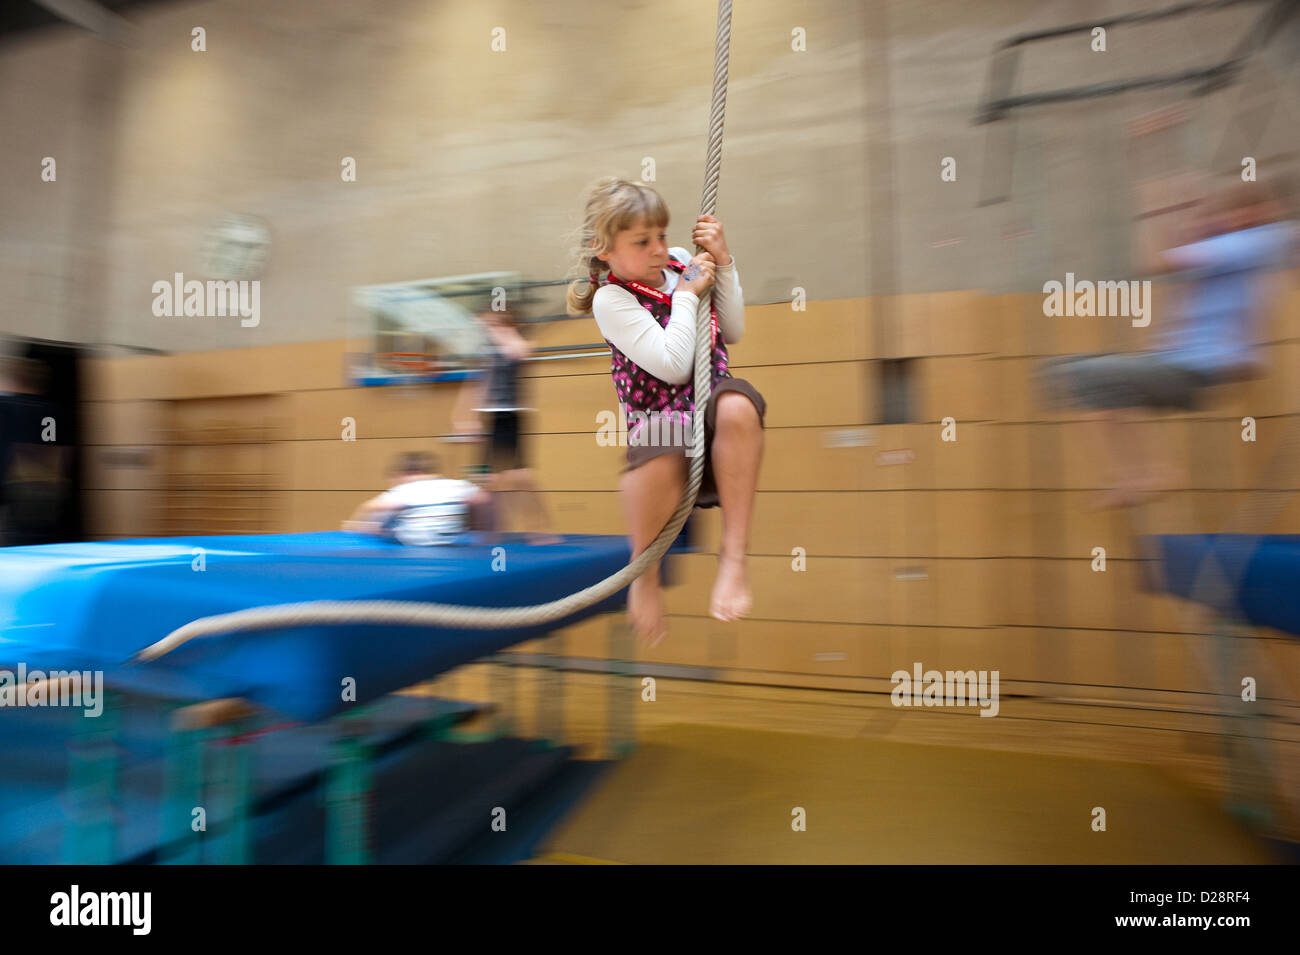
[342,451,492,545]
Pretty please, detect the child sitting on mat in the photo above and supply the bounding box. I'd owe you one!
[566,177,766,645]
[342,451,493,545]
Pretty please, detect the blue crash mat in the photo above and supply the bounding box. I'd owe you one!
[1145,534,1300,636]
[0,531,639,722]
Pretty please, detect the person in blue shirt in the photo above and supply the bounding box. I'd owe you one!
[1042,181,1296,508]
[0,356,66,546]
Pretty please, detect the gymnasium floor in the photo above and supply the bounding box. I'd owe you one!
[425,662,1299,864]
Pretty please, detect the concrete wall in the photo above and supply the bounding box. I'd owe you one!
[4,0,1299,353]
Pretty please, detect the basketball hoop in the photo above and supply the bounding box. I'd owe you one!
[375,352,440,375]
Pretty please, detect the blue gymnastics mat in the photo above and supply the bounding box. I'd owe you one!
[0,531,641,722]
[1145,534,1300,636]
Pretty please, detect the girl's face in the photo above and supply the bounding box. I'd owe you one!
[598,217,670,285]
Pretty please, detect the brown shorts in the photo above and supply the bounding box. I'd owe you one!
[1040,351,1211,411]
[621,377,767,509]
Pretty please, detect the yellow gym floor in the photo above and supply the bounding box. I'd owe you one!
[531,723,1284,864]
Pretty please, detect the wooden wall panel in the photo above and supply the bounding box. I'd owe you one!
[76,290,1300,707]
[83,489,157,539]
[727,298,872,366]
[81,399,165,446]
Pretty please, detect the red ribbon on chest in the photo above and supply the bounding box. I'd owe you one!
[608,260,719,352]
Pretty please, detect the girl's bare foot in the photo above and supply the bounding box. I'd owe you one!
[1133,463,1181,496]
[1121,485,1172,507]
[1091,468,1177,510]
[527,533,564,546]
[1090,487,1135,511]
[628,574,668,646]
[709,555,753,622]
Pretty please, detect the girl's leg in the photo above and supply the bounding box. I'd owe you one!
[1127,416,1180,499]
[1082,409,1131,508]
[708,391,764,621]
[486,469,513,536]
[507,468,562,542]
[1093,408,1174,508]
[620,452,686,645]
[467,488,495,531]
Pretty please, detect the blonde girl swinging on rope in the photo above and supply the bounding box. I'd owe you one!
[567,178,766,646]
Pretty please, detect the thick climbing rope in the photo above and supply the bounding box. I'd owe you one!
[135,0,735,664]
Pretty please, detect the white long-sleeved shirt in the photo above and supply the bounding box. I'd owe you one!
[592,247,744,386]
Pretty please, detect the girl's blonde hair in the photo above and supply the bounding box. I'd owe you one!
[564,177,670,316]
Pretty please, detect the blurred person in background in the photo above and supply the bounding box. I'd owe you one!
[453,307,560,544]
[1043,179,1297,508]
[0,356,67,547]
[342,450,493,545]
